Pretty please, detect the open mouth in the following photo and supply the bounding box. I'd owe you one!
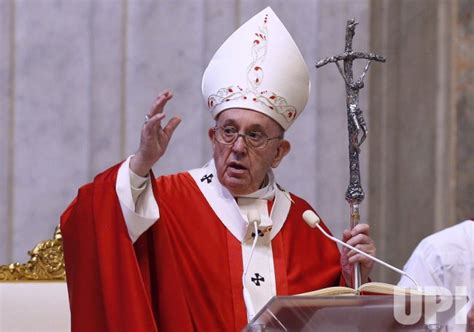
[228,161,247,171]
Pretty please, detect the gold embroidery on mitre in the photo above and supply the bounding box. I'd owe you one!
[208,13,297,123]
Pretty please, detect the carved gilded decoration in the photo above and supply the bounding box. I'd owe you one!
[0,226,66,281]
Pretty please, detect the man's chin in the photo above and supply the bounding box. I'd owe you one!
[222,177,251,196]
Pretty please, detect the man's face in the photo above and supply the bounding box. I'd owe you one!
[208,108,290,196]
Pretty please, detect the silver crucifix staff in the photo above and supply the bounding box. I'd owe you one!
[316,19,385,290]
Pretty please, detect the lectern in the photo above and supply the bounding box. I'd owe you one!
[244,295,468,332]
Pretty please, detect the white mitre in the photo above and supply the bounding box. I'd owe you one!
[201,7,310,130]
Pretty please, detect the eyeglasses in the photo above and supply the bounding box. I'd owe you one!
[213,126,282,150]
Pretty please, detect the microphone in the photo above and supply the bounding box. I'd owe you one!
[243,210,261,321]
[302,210,419,288]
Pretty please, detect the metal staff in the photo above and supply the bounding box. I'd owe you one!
[316,19,385,289]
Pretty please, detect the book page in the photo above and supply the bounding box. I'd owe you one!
[359,282,423,296]
[295,282,423,297]
[296,286,356,297]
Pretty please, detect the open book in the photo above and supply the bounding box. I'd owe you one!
[296,282,421,297]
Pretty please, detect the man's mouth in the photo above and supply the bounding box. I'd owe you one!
[227,161,247,171]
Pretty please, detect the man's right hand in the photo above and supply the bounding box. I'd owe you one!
[130,90,181,177]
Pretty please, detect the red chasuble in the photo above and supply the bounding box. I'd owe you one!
[61,163,343,331]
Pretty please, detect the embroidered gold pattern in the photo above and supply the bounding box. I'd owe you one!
[0,226,66,281]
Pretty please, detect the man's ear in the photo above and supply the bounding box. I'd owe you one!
[271,139,291,168]
[208,127,215,141]
[208,127,217,149]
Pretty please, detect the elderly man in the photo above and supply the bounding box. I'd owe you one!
[61,7,375,331]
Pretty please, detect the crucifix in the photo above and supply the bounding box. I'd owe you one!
[316,19,385,289]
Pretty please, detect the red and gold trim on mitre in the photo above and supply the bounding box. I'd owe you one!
[202,7,310,130]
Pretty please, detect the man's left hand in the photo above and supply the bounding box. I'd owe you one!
[340,223,376,286]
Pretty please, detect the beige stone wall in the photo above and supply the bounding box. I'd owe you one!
[455,0,474,222]
[1,0,470,287]
[0,0,371,263]
[369,0,473,284]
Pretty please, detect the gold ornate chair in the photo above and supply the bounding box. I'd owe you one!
[0,226,65,281]
[0,226,70,331]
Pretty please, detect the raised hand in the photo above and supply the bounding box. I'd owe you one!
[340,223,376,285]
[130,90,181,177]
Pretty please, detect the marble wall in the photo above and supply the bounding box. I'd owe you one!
[0,0,471,287]
[455,0,474,222]
[369,0,473,283]
[0,0,371,263]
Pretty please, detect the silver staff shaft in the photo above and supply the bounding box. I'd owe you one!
[350,203,362,289]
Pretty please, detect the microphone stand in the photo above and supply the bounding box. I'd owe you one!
[316,19,385,289]
[303,210,420,288]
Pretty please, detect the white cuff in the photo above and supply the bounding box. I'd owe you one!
[116,156,159,242]
[130,168,149,203]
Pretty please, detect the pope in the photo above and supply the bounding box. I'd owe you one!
[61,7,375,332]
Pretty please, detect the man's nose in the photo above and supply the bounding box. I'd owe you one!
[232,134,247,153]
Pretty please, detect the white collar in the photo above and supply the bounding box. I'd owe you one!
[188,160,291,242]
[235,169,276,201]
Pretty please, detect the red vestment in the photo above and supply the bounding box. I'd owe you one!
[61,163,343,331]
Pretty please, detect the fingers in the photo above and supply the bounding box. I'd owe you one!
[346,245,375,264]
[345,233,374,249]
[342,224,369,241]
[143,115,181,142]
[148,90,173,118]
[342,223,375,262]
[163,116,182,138]
[342,229,352,242]
[143,113,167,134]
[143,90,175,130]
[345,237,375,260]
[350,223,370,236]
[340,223,376,284]
[133,91,177,176]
